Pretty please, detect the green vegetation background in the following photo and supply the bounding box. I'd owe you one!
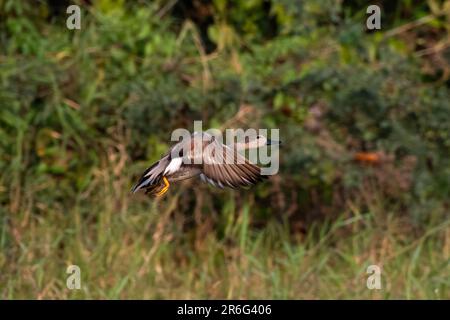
[0,0,449,299]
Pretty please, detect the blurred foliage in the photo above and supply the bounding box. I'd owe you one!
[0,0,449,298]
[1,0,449,219]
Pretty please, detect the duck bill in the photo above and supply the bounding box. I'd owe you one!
[266,139,281,146]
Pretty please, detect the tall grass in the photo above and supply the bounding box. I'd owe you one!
[1,163,448,299]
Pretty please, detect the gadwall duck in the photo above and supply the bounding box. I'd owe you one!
[132,132,279,197]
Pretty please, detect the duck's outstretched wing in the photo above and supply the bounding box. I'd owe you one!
[200,138,265,189]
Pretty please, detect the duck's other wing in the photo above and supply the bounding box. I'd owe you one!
[200,139,265,188]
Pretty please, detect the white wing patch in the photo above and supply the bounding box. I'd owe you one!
[164,157,183,175]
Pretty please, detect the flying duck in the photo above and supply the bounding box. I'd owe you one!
[131,132,279,197]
